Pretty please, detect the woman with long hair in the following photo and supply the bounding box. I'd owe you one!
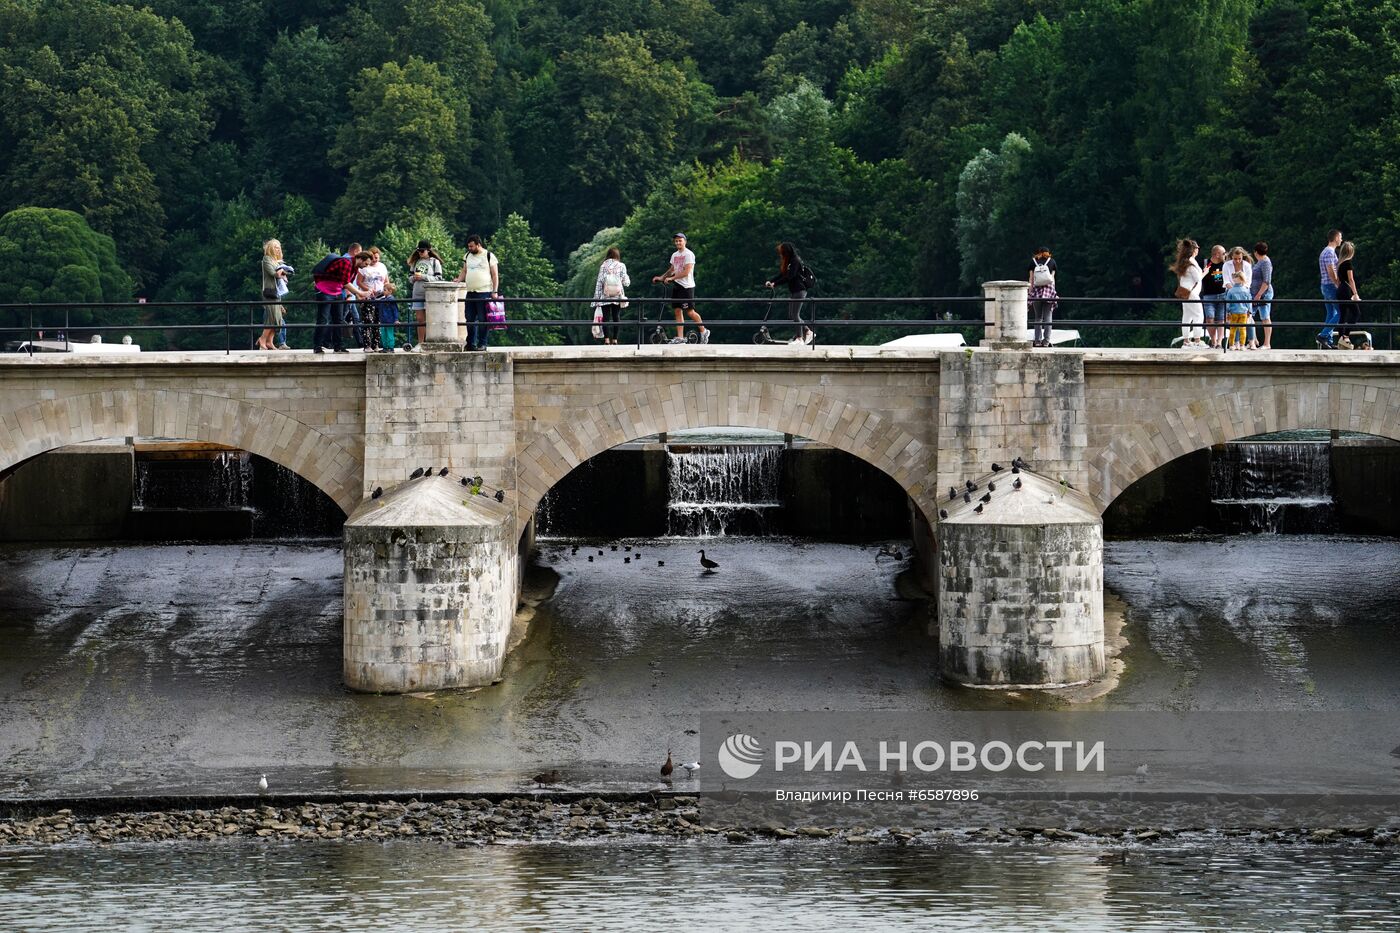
[1172,239,1204,348]
[1026,247,1057,347]
[591,246,630,345]
[258,239,287,350]
[1335,241,1362,349]
[406,240,443,351]
[764,241,813,344]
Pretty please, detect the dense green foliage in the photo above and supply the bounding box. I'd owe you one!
[3,0,1399,348]
[0,207,131,303]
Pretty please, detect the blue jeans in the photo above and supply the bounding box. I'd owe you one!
[314,292,344,350]
[1319,283,1339,343]
[465,291,490,349]
[344,299,364,348]
[1202,295,1224,325]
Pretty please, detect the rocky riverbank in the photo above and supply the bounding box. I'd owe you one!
[2,795,1396,848]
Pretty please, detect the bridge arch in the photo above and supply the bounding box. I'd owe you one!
[0,389,363,513]
[516,377,937,523]
[1090,380,1400,510]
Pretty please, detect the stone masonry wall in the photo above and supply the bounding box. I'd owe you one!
[511,349,942,525]
[343,478,516,693]
[937,349,1089,497]
[938,520,1104,686]
[362,352,517,500]
[0,357,365,512]
[1082,355,1400,509]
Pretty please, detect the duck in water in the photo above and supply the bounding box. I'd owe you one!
[698,550,719,573]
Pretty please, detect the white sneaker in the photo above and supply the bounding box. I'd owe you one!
[699,328,710,344]
[668,337,685,344]
[802,331,814,345]
[786,337,803,345]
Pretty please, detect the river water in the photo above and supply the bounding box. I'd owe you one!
[1,838,1398,932]
[1,534,1398,928]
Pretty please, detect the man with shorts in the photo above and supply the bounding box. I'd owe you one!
[652,233,709,344]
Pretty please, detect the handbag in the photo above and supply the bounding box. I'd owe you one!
[486,298,507,330]
[591,307,604,340]
[1173,285,1191,300]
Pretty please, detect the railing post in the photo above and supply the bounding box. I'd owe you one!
[27,304,34,356]
[422,281,467,350]
[980,280,1031,348]
[636,297,643,349]
[225,301,231,354]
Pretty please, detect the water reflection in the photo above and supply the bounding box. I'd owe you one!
[0,840,1396,932]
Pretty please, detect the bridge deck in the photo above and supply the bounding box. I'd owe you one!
[2,345,1398,368]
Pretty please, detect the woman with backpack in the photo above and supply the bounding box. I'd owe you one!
[1027,248,1058,347]
[764,242,814,344]
[406,240,443,351]
[591,247,630,345]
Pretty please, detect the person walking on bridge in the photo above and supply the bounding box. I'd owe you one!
[1027,247,1058,347]
[652,233,709,344]
[592,247,630,345]
[1318,228,1343,349]
[765,241,814,345]
[1335,241,1363,349]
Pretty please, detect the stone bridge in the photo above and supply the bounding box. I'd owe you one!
[2,283,1396,693]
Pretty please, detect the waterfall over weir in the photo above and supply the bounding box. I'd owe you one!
[1210,441,1336,534]
[665,445,784,537]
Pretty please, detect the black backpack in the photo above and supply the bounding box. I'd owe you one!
[311,253,339,280]
[797,262,816,291]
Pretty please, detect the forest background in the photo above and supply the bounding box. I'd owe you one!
[2,0,1397,347]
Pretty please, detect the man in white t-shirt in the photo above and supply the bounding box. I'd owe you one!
[651,232,709,344]
[455,234,501,351]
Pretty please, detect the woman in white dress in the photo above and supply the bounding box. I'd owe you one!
[1172,238,1204,348]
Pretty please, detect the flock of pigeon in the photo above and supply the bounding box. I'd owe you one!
[369,466,508,504]
[938,455,1057,520]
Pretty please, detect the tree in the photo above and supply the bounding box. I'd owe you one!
[0,0,213,285]
[0,207,132,303]
[488,213,563,344]
[955,132,1033,286]
[520,33,698,249]
[329,58,472,238]
[252,27,351,210]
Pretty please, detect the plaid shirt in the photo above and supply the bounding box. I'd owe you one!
[1319,246,1338,286]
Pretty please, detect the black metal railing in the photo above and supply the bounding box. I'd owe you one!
[1,293,1396,355]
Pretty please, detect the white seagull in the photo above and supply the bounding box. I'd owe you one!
[680,761,701,777]
[258,773,269,794]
